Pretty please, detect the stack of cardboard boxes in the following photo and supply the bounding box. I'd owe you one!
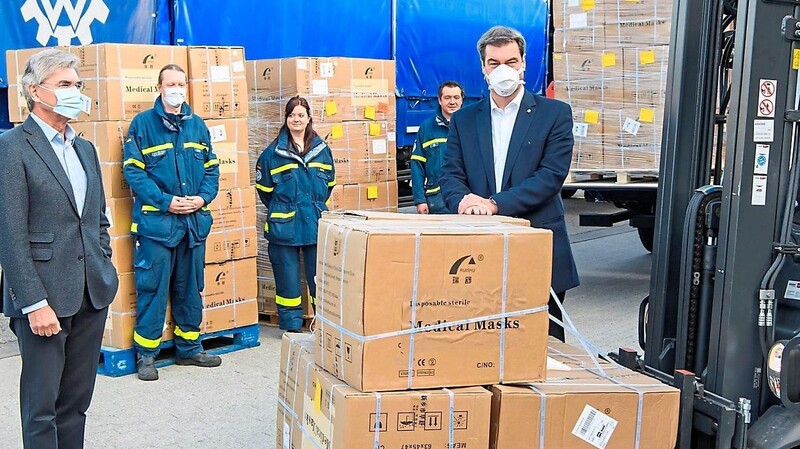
[553,0,671,171]
[245,57,398,318]
[5,44,258,350]
[277,211,681,449]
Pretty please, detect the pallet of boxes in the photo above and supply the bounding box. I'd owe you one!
[245,57,398,324]
[277,211,681,448]
[553,0,670,180]
[6,44,259,376]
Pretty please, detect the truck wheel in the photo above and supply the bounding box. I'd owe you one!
[638,227,654,253]
[561,188,577,199]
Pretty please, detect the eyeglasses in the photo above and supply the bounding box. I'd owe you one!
[39,81,85,91]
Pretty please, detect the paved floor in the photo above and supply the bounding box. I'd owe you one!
[0,196,649,448]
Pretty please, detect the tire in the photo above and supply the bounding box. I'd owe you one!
[561,188,577,199]
[638,227,655,253]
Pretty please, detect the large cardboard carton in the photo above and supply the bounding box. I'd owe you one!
[187,46,248,119]
[105,197,133,238]
[314,218,552,391]
[202,258,259,333]
[604,19,671,48]
[315,121,398,184]
[256,271,314,317]
[569,102,605,170]
[290,351,492,449]
[103,305,173,349]
[110,272,137,314]
[205,227,258,263]
[321,210,530,226]
[71,120,130,162]
[328,181,398,212]
[110,235,134,275]
[605,0,674,23]
[552,0,604,30]
[489,341,680,449]
[552,50,624,82]
[553,26,605,53]
[208,187,257,233]
[277,333,315,449]
[603,107,663,163]
[554,77,624,105]
[205,118,251,189]
[100,162,131,199]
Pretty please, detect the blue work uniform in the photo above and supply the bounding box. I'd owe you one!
[123,98,220,358]
[255,130,335,330]
[410,109,450,213]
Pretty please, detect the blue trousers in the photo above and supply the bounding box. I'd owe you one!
[133,236,205,358]
[267,243,317,330]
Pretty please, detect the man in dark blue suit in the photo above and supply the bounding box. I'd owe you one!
[440,25,579,341]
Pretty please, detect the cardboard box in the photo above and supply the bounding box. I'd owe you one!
[205,227,258,263]
[6,47,67,122]
[316,121,398,184]
[605,0,674,23]
[314,218,552,391]
[101,162,132,199]
[110,272,137,314]
[572,142,605,170]
[553,26,605,53]
[554,77,624,105]
[489,341,680,449]
[552,51,623,82]
[205,118,251,189]
[70,120,130,163]
[568,102,605,170]
[603,147,660,170]
[552,0,604,30]
[187,46,248,119]
[257,273,314,317]
[289,351,492,449]
[105,197,133,238]
[249,94,396,125]
[202,258,259,333]
[603,107,663,156]
[103,305,173,349]
[328,181,398,212]
[605,19,671,48]
[208,187,257,233]
[277,334,316,449]
[623,75,667,107]
[622,46,670,78]
[110,235,134,274]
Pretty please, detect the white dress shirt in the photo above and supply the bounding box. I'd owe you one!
[490,88,525,193]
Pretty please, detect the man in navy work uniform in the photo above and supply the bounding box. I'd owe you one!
[440,26,579,341]
[123,64,222,381]
[0,49,118,449]
[411,80,464,214]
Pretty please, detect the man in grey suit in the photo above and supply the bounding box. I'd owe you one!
[0,49,119,449]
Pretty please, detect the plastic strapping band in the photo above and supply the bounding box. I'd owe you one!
[499,232,509,381]
[444,388,455,448]
[337,228,352,379]
[373,392,383,449]
[528,384,547,449]
[318,225,332,367]
[407,232,422,389]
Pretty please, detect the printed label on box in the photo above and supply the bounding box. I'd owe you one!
[209,124,227,143]
[320,62,335,78]
[232,61,245,73]
[573,123,589,138]
[372,139,387,155]
[569,12,588,29]
[571,405,618,449]
[312,80,329,96]
[623,117,641,136]
[210,66,231,82]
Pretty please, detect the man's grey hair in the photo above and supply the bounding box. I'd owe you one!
[21,49,80,111]
[476,26,526,63]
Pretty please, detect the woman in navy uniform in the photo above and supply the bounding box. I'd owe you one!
[255,96,335,332]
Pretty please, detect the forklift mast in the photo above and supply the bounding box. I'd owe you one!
[645,0,800,446]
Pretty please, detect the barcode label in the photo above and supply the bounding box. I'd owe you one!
[571,405,618,449]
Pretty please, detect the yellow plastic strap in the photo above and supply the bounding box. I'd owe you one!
[410,154,427,163]
[141,142,174,155]
[276,295,302,307]
[130,223,139,233]
[270,211,296,219]
[141,205,159,212]
[123,158,145,169]
[174,326,200,341]
[327,179,337,187]
[422,138,447,148]
[133,331,161,349]
[426,186,441,195]
[270,163,298,175]
[255,183,274,193]
[184,142,208,151]
[308,162,332,170]
[204,159,219,168]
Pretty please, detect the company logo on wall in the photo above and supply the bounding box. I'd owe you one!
[21,0,109,46]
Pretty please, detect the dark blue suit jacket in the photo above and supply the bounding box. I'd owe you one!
[440,90,579,293]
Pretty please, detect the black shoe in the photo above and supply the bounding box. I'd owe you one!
[285,329,304,334]
[175,351,222,367]
[137,356,158,381]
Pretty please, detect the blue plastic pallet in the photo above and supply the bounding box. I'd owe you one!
[98,324,261,377]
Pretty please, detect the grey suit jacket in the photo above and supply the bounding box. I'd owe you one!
[0,116,119,318]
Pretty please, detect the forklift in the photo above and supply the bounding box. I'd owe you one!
[619,0,800,447]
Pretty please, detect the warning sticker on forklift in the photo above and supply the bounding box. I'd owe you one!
[785,280,800,300]
[571,405,617,449]
[752,175,768,206]
[753,120,774,142]
[757,79,777,118]
[754,144,770,175]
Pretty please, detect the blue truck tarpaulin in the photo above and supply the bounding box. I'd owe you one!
[0,0,167,87]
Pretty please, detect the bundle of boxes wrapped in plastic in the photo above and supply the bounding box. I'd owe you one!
[245,57,398,318]
[5,44,258,350]
[277,212,681,449]
[553,0,671,172]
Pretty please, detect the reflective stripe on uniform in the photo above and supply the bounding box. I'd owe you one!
[133,331,161,349]
[141,142,174,155]
[123,158,145,169]
[426,186,441,195]
[276,295,302,307]
[264,222,269,233]
[201,206,210,211]
[410,154,427,163]
[310,296,316,305]
[327,179,337,187]
[255,183,274,193]
[174,326,200,341]
[422,137,447,148]
[270,211,296,219]
[308,162,332,170]
[270,163,298,175]
[184,142,208,151]
[204,159,219,168]
[130,223,138,233]
[141,205,159,212]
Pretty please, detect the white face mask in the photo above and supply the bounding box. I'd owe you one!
[486,64,525,97]
[162,87,186,108]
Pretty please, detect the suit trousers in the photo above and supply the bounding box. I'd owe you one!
[10,293,108,449]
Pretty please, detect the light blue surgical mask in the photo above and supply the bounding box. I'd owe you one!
[37,85,91,120]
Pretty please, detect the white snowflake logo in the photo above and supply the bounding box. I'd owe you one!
[21,0,109,46]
